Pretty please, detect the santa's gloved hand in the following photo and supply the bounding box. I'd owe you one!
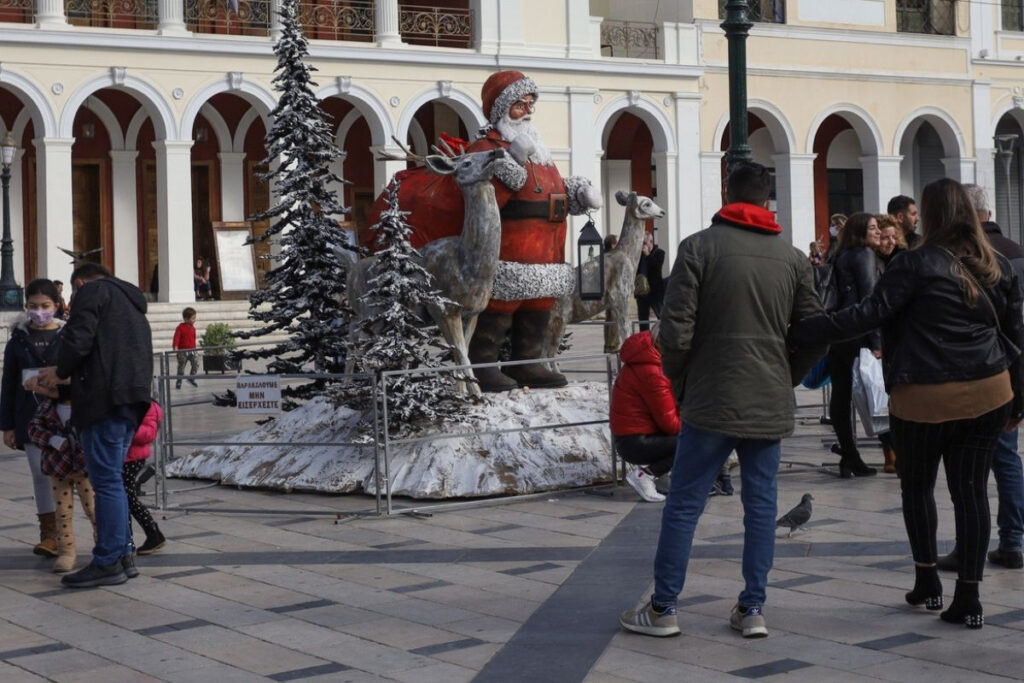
[509,136,536,165]
[578,183,603,210]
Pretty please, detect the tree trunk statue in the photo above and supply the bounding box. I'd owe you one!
[545,191,666,359]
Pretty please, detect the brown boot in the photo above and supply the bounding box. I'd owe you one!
[883,446,897,474]
[33,512,58,557]
[52,480,76,573]
[468,311,518,392]
[503,309,567,389]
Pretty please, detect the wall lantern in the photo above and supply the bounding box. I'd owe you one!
[577,217,604,301]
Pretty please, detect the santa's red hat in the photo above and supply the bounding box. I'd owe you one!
[481,70,538,125]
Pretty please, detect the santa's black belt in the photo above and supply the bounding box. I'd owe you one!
[501,194,568,223]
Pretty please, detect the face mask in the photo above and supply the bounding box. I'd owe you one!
[27,309,54,327]
[829,225,839,238]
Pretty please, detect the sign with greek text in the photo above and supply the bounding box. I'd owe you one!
[236,375,282,414]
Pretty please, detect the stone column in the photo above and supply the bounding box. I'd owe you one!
[973,81,996,205]
[35,0,69,28]
[110,150,140,285]
[773,153,817,253]
[861,155,903,214]
[653,151,677,263]
[218,152,247,222]
[34,138,74,284]
[565,0,591,59]
[699,151,725,227]
[9,150,24,286]
[153,140,194,303]
[567,88,596,263]
[375,0,403,46]
[269,0,283,41]
[372,145,405,199]
[942,156,976,184]
[673,93,702,259]
[157,0,189,35]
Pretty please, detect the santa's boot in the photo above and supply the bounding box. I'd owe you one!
[33,512,58,557]
[52,482,77,574]
[468,311,518,392]
[504,309,568,389]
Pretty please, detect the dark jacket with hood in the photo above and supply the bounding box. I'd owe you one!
[610,330,680,437]
[790,245,1024,417]
[659,203,828,440]
[0,315,63,448]
[55,277,153,429]
[984,221,1024,286]
[831,245,882,352]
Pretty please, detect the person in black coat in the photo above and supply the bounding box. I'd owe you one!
[636,231,665,331]
[0,279,64,556]
[826,212,882,477]
[791,178,1024,629]
[37,263,153,588]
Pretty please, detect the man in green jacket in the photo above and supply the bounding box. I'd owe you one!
[620,162,826,639]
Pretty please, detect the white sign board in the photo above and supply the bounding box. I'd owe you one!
[236,375,282,414]
[214,227,258,292]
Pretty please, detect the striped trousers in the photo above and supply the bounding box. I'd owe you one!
[890,404,1009,582]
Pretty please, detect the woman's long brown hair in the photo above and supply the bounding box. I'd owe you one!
[836,212,875,252]
[920,178,1001,305]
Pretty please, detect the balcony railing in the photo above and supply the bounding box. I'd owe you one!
[897,0,954,35]
[718,0,786,24]
[66,0,157,28]
[298,0,374,42]
[0,0,33,23]
[399,3,471,48]
[600,20,658,59]
[185,0,269,36]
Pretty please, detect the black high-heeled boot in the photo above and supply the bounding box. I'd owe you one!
[832,445,877,478]
[905,565,943,610]
[940,580,983,629]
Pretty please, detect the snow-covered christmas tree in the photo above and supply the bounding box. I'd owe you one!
[239,0,355,406]
[348,179,463,426]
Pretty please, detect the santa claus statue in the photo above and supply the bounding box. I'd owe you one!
[465,70,602,391]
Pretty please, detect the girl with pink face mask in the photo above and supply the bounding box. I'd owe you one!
[0,279,65,558]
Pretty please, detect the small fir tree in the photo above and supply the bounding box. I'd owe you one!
[239,0,355,407]
[349,179,462,426]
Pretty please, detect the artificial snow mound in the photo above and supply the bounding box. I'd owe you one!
[166,382,613,499]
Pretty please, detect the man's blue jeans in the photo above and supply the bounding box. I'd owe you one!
[992,428,1024,552]
[653,424,781,609]
[81,417,135,566]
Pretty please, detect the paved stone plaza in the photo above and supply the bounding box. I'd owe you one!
[1,329,1023,681]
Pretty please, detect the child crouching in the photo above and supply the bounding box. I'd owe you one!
[28,396,96,573]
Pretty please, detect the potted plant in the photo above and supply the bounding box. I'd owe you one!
[200,322,239,373]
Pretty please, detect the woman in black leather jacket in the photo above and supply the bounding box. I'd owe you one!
[791,178,1024,630]
[826,212,882,477]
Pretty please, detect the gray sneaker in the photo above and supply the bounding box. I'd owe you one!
[619,601,680,637]
[730,603,768,638]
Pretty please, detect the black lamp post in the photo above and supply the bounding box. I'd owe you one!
[577,217,604,301]
[722,0,753,172]
[0,132,23,311]
[995,133,1019,240]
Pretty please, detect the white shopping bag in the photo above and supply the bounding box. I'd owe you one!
[852,348,890,437]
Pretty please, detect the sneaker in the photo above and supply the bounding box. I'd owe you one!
[730,603,768,638]
[121,555,140,579]
[718,474,734,496]
[988,548,1024,569]
[175,380,182,390]
[137,530,166,556]
[619,601,680,637]
[625,468,665,503]
[61,560,128,588]
[187,378,198,387]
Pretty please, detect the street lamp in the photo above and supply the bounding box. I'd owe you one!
[577,217,604,301]
[995,133,1019,239]
[722,0,753,172]
[0,132,23,311]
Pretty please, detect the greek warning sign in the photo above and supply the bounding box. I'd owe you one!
[236,375,282,414]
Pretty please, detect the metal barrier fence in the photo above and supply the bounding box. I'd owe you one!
[148,342,622,517]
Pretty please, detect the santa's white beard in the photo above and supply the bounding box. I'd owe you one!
[495,114,553,165]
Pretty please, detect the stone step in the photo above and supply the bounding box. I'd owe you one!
[148,301,288,352]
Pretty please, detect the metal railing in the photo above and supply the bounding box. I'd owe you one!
[600,20,659,60]
[64,0,157,28]
[297,0,374,41]
[398,2,472,48]
[896,0,955,36]
[0,0,33,23]
[185,0,270,36]
[718,0,786,24]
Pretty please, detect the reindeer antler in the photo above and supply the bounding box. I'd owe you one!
[375,136,427,164]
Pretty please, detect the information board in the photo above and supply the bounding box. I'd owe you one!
[213,225,257,293]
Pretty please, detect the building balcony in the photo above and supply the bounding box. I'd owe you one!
[717,0,785,24]
[600,20,658,59]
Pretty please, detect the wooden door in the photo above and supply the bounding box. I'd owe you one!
[246,161,271,289]
[191,163,216,297]
[71,163,104,264]
[140,160,158,294]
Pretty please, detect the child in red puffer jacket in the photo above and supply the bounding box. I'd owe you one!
[124,401,165,555]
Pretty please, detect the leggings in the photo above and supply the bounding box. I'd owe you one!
[122,460,159,540]
[24,444,56,515]
[890,404,1009,582]
[827,345,858,455]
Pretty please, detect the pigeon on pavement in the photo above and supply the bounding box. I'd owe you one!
[776,493,814,537]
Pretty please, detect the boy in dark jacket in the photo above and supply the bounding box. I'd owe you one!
[37,263,153,588]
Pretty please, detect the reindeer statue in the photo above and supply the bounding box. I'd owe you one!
[545,191,665,358]
[347,145,506,397]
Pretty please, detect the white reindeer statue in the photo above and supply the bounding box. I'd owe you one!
[347,146,506,397]
[545,190,665,357]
